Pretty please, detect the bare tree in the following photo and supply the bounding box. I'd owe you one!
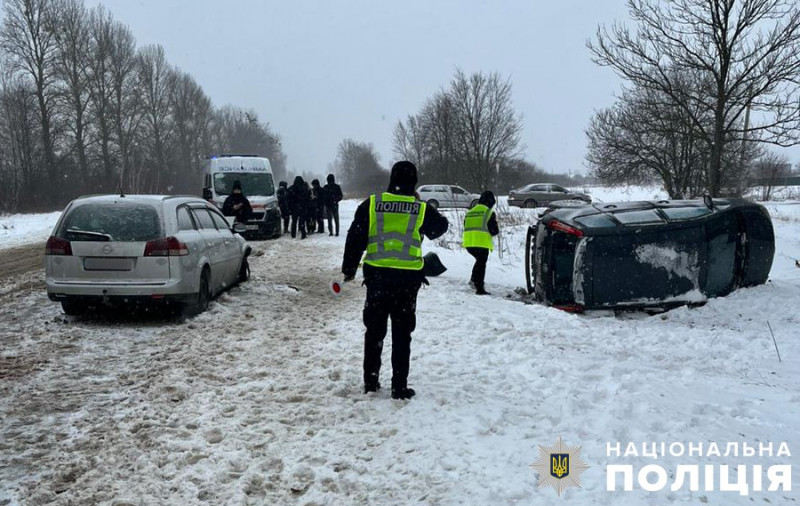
[753,152,792,200]
[0,75,42,209]
[586,79,711,198]
[0,0,61,203]
[52,0,91,191]
[392,114,428,176]
[137,44,173,191]
[108,20,140,190]
[170,71,212,193]
[332,138,385,195]
[86,5,116,188]
[589,0,800,197]
[449,69,523,190]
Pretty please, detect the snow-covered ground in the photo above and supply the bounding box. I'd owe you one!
[0,212,62,250]
[0,191,798,505]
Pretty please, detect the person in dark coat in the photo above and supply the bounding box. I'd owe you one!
[342,161,449,400]
[277,181,290,233]
[311,179,326,234]
[323,174,343,236]
[221,180,253,223]
[464,191,500,295]
[287,176,310,239]
[305,180,317,234]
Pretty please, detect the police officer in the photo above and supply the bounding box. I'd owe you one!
[462,191,499,295]
[342,161,448,399]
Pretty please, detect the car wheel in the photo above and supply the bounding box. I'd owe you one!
[470,199,478,208]
[427,199,439,210]
[61,299,87,316]
[186,269,211,316]
[238,257,250,283]
[524,199,538,209]
[525,226,536,295]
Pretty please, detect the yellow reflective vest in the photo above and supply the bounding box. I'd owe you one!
[363,193,426,270]
[462,204,494,250]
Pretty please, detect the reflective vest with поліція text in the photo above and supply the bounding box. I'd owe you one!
[363,193,426,270]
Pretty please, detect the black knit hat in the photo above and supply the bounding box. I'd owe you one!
[232,180,242,191]
[388,161,418,196]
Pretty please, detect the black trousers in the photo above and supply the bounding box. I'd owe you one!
[281,212,290,233]
[290,213,306,238]
[326,204,340,235]
[363,281,421,389]
[316,209,325,234]
[467,247,489,286]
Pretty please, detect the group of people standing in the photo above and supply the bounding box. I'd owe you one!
[277,174,343,239]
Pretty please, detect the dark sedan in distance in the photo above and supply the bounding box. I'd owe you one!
[508,183,591,208]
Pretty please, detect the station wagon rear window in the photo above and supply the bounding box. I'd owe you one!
[612,209,665,225]
[661,207,712,221]
[575,214,617,228]
[60,203,161,242]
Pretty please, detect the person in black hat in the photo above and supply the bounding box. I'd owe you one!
[311,179,326,234]
[287,176,310,239]
[463,190,500,295]
[277,181,290,233]
[342,161,449,400]
[222,180,253,223]
[323,174,343,236]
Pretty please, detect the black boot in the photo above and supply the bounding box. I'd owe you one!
[364,382,381,394]
[475,283,490,295]
[391,387,416,400]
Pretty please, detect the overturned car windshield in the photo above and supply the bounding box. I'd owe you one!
[60,203,161,242]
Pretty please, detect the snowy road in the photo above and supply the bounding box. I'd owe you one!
[0,198,798,505]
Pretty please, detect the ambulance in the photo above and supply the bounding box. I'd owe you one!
[202,155,282,239]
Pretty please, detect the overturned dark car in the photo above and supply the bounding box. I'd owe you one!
[525,199,775,312]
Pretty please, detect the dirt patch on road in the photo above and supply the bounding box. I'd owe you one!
[0,243,45,297]
[0,243,44,281]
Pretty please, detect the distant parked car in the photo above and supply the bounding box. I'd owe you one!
[508,183,591,208]
[45,195,252,316]
[417,185,480,209]
[525,199,774,312]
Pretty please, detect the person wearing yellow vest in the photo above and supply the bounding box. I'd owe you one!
[342,161,449,400]
[462,191,500,295]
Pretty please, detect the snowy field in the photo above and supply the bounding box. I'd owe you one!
[0,212,62,250]
[0,188,798,505]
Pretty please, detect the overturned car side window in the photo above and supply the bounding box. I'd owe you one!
[612,209,665,225]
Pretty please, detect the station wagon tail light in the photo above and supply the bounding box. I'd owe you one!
[144,236,189,257]
[547,220,584,237]
[45,236,72,256]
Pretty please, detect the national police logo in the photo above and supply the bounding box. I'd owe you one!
[531,437,589,497]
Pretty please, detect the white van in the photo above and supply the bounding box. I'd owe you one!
[202,155,282,239]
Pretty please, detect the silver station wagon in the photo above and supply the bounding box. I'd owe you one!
[45,195,251,315]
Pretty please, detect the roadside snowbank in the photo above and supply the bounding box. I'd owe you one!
[0,212,61,250]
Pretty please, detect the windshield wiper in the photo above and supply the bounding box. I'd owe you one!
[65,229,112,241]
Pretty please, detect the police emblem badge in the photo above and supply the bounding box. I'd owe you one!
[531,437,589,496]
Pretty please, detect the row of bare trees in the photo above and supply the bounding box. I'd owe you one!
[0,0,286,212]
[392,69,529,192]
[586,0,800,198]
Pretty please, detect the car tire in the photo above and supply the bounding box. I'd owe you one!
[61,299,87,316]
[524,199,538,209]
[470,199,478,208]
[428,199,439,210]
[186,269,211,316]
[238,257,250,283]
[525,226,536,295]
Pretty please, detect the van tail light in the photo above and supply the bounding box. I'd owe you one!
[547,220,584,237]
[144,236,189,257]
[45,236,72,256]
[554,303,585,313]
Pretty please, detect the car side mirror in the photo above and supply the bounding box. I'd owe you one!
[202,187,212,201]
[232,223,247,234]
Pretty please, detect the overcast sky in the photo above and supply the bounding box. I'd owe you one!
[83,0,798,178]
